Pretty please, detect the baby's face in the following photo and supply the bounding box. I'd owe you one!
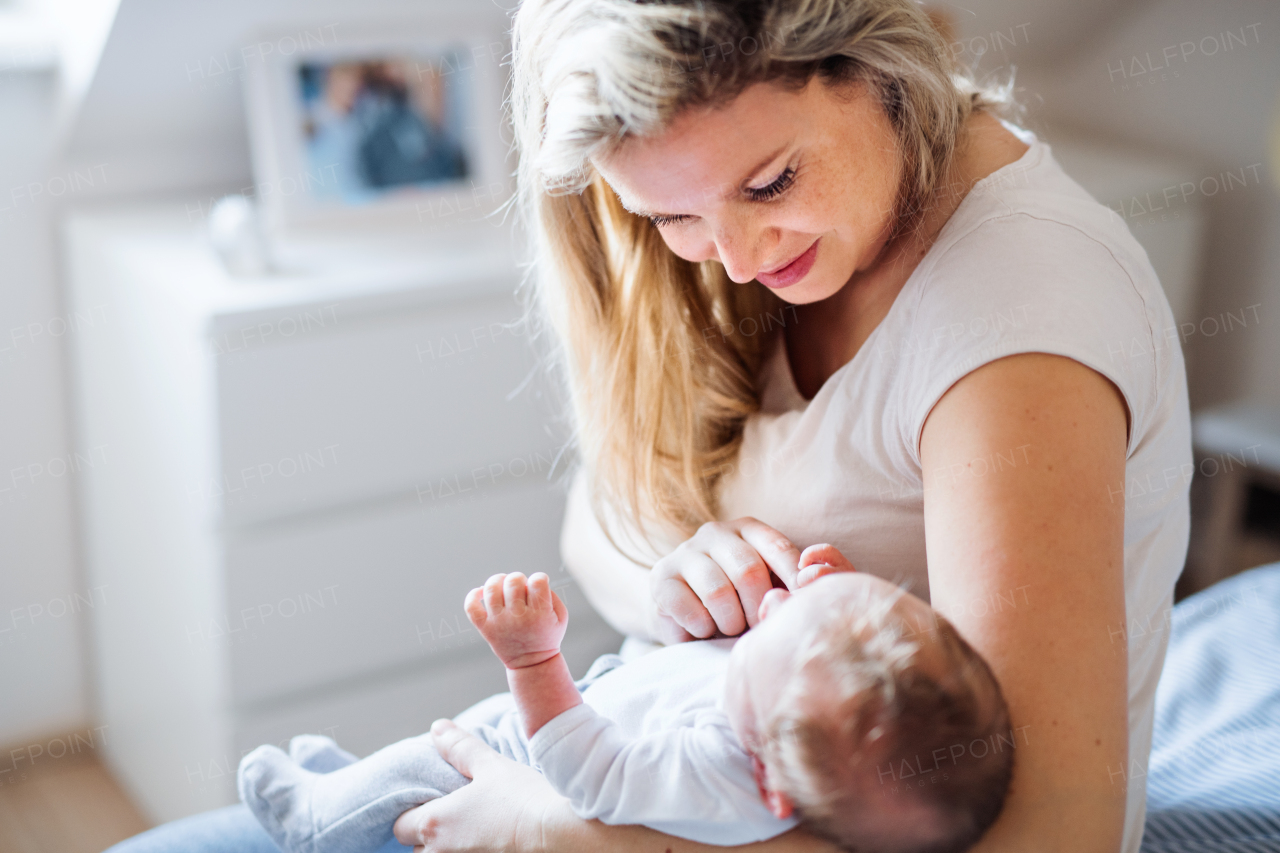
[723,572,937,762]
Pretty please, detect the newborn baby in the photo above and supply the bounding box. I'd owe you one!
[239,549,1014,853]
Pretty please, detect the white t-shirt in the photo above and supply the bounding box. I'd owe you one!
[715,124,1192,853]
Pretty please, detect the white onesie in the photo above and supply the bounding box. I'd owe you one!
[531,638,798,845]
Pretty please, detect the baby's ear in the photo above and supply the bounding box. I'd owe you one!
[751,754,795,819]
[765,788,795,819]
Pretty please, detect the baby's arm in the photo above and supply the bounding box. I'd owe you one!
[465,572,581,738]
[531,711,796,845]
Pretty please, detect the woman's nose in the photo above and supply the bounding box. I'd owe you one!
[712,214,772,284]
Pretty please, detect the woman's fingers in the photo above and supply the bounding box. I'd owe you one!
[647,518,800,639]
[650,610,696,645]
[391,806,424,850]
[679,554,750,636]
[651,556,719,638]
[393,726,554,852]
[704,537,774,630]
[735,518,803,590]
[430,718,496,780]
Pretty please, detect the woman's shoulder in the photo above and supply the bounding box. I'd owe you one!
[916,128,1173,343]
[878,132,1186,454]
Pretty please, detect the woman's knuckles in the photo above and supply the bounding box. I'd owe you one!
[726,560,770,585]
[702,582,741,604]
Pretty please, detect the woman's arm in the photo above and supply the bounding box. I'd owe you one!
[920,353,1130,853]
[560,470,657,640]
[394,720,841,853]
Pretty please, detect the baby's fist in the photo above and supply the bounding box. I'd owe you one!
[796,543,857,588]
[464,572,569,670]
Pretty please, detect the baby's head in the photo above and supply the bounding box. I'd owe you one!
[724,572,1013,853]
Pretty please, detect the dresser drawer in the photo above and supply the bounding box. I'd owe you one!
[219,477,589,708]
[213,291,565,526]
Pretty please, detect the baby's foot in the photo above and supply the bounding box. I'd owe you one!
[239,745,324,853]
[239,733,456,853]
[289,734,357,773]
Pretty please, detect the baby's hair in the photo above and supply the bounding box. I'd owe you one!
[758,584,1014,853]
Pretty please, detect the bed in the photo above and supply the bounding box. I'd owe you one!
[1141,562,1280,852]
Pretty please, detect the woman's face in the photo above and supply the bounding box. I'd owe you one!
[592,77,903,304]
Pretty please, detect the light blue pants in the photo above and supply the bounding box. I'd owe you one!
[102,803,412,853]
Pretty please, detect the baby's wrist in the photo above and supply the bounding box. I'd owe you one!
[501,647,563,671]
[505,651,582,738]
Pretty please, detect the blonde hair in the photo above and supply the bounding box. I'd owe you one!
[758,587,1013,853]
[510,0,1017,550]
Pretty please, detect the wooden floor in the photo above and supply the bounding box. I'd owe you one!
[0,749,150,853]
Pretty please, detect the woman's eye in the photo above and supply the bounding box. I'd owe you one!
[746,166,796,202]
[647,166,796,226]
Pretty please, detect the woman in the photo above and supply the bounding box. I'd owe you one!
[393,0,1189,851]
[110,1,1189,851]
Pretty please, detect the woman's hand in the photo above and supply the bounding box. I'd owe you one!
[648,517,806,642]
[393,719,555,853]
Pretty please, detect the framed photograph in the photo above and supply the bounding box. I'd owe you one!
[243,20,511,237]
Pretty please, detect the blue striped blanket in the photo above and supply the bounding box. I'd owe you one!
[1142,562,1280,852]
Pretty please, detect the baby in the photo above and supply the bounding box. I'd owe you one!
[239,548,1014,853]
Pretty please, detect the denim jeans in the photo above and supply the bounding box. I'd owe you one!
[102,803,413,853]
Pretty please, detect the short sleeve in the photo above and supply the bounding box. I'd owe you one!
[887,213,1166,465]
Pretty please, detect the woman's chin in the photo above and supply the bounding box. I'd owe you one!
[761,275,845,306]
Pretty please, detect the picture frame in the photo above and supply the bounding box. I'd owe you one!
[242,18,512,239]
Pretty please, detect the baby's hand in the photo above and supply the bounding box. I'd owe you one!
[795,543,857,588]
[465,572,568,670]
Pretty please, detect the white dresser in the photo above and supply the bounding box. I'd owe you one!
[64,206,622,822]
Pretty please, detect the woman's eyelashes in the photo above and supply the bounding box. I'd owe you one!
[648,212,691,228]
[647,164,799,228]
[745,165,797,202]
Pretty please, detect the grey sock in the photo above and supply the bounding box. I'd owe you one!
[289,734,358,773]
[238,732,469,853]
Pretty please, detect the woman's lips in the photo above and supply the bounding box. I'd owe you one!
[756,240,818,289]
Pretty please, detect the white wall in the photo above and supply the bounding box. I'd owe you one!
[1007,0,1280,408]
[1,0,1278,749]
[0,58,91,745]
